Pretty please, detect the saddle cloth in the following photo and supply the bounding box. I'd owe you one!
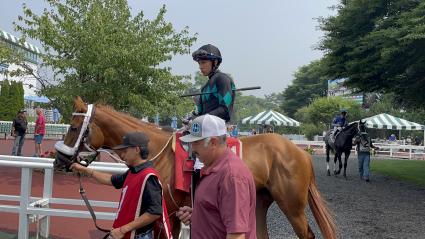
[173,132,242,192]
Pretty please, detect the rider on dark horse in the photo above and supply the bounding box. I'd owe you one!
[331,109,348,142]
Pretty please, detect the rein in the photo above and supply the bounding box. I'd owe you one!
[149,135,173,161]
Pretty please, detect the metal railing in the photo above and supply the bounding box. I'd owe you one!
[0,155,126,239]
[0,121,70,139]
[291,140,425,159]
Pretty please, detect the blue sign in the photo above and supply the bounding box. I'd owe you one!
[154,113,160,125]
[0,63,9,72]
[171,116,178,129]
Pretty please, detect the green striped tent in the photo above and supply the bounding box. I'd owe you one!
[363,113,424,130]
[241,110,300,127]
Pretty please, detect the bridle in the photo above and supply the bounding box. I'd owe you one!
[54,104,99,166]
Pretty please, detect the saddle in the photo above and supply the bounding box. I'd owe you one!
[328,129,341,151]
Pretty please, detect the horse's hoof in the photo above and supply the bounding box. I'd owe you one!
[327,171,331,176]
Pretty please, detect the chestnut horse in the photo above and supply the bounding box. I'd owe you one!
[54,97,336,239]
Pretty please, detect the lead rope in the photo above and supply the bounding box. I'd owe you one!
[78,173,111,238]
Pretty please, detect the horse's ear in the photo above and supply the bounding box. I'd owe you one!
[74,96,84,104]
[73,96,88,112]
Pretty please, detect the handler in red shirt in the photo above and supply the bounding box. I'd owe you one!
[177,114,256,239]
[71,132,172,239]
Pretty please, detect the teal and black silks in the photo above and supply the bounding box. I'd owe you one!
[196,70,235,122]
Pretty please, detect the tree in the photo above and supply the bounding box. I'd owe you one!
[319,0,425,108]
[0,80,11,120]
[0,80,24,120]
[183,71,208,95]
[15,0,196,120]
[280,60,328,118]
[264,92,284,111]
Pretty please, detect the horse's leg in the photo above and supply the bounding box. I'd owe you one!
[256,188,274,239]
[343,150,350,179]
[267,166,313,238]
[337,152,343,175]
[273,197,313,239]
[333,152,339,175]
[326,146,331,176]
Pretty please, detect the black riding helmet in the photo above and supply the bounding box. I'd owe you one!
[192,44,222,67]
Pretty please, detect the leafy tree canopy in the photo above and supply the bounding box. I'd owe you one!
[319,0,425,108]
[15,0,196,120]
[280,60,328,118]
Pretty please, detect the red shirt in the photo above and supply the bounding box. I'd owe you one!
[192,148,256,239]
[35,114,46,135]
[113,167,172,239]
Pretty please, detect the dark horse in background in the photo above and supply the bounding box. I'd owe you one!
[324,121,365,178]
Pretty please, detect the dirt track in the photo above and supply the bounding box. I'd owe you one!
[266,156,425,239]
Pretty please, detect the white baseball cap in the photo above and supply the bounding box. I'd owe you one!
[180,114,227,143]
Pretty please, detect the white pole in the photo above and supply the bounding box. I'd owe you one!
[18,168,32,239]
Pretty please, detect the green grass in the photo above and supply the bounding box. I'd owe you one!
[371,159,425,187]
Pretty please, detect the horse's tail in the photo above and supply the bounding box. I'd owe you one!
[308,166,337,239]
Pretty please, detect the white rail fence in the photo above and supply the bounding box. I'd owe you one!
[291,140,425,159]
[0,155,191,239]
[0,155,126,239]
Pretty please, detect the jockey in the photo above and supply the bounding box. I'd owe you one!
[184,44,236,198]
[332,109,348,136]
[190,44,236,122]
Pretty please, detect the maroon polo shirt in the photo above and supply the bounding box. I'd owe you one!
[191,148,256,239]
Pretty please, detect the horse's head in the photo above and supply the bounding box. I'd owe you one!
[54,96,104,171]
[344,120,367,137]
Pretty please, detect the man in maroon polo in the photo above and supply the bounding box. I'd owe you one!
[177,114,256,239]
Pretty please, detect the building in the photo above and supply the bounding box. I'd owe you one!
[0,29,40,97]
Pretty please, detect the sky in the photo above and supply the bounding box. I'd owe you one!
[1,0,339,98]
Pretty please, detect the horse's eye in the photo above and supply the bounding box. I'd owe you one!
[70,127,78,131]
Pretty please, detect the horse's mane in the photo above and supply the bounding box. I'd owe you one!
[95,104,171,135]
[344,121,359,130]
